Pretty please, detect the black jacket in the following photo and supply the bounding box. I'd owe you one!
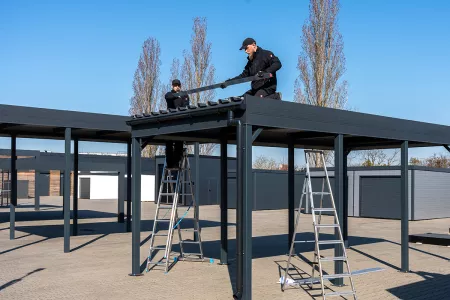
[164,90,190,109]
[232,46,282,92]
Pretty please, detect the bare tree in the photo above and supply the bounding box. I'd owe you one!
[424,153,450,168]
[253,155,278,170]
[360,149,399,167]
[294,0,348,167]
[181,17,217,155]
[129,37,162,157]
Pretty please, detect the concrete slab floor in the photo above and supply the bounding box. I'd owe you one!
[0,197,449,299]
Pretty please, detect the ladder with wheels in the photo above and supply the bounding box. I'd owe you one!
[146,148,204,273]
[282,150,357,299]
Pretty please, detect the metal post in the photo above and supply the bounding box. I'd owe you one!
[64,128,71,253]
[126,140,132,232]
[235,122,243,299]
[10,135,17,240]
[73,138,78,236]
[334,134,344,286]
[194,142,200,241]
[130,136,142,276]
[220,134,228,265]
[288,139,295,252]
[401,141,409,272]
[343,149,349,248]
[34,169,40,211]
[242,124,253,300]
[118,171,125,223]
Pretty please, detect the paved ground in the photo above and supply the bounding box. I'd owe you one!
[0,197,449,299]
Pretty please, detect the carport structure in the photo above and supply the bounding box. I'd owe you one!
[127,96,450,300]
[0,104,132,252]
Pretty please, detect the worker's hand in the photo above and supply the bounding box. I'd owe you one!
[257,71,266,78]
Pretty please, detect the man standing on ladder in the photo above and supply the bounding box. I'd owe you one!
[222,37,282,99]
[164,79,190,168]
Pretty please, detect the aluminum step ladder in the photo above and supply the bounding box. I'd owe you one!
[282,150,357,299]
[146,148,204,273]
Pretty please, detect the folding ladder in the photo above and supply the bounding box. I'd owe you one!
[282,150,357,299]
[146,149,204,273]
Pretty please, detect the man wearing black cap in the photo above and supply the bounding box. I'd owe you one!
[224,38,282,99]
[164,79,190,168]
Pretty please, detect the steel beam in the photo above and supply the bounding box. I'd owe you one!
[401,141,409,272]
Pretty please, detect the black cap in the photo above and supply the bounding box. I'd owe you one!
[172,79,181,86]
[239,37,256,50]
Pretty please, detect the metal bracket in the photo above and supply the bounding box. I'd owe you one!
[252,128,263,142]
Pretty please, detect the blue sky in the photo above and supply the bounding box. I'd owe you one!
[1,0,450,163]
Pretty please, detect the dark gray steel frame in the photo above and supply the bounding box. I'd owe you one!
[0,104,133,252]
[127,95,450,300]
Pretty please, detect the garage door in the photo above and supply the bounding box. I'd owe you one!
[360,176,401,219]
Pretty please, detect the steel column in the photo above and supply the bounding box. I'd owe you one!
[288,139,295,252]
[343,149,349,248]
[220,134,228,265]
[64,128,71,253]
[10,135,17,240]
[401,141,409,272]
[118,171,125,223]
[130,136,142,276]
[194,142,200,241]
[334,134,344,285]
[242,124,253,300]
[34,169,40,211]
[73,138,78,236]
[126,140,132,232]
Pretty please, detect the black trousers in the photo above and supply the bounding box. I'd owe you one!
[165,141,183,168]
[243,88,280,99]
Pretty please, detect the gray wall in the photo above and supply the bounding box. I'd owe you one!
[414,170,450,220]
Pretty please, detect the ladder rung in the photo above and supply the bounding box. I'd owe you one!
[147,262,166,265]
[316,224,339,228]
[162,180,178,183]
[158,205,173,209]
[318,240,342,245]
[313,208,335,212]
[294,240,315,244]
[160,193,176,196]
[182,253,202,256]
[150,246,166,250]
[323,274,351,280]
[180,240,201,244]
[325,291,356,297]
[155,219,171,222]
[311,192,331,195]
[152,233,168,237]
[320,256,347,262]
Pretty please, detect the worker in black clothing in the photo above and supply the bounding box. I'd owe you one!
[223,37,282,99]
[164,79,190,168]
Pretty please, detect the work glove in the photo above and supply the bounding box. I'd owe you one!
[257,71,266,78]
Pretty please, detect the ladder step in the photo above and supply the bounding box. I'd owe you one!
[325,291,356,297]
[147,262,167,265]
[318,240,342,245]
[323,274,352,280]
[180,240,201,244]
[320,256,347,262]
[313,208,335,212]
[182,253,202,256]
[294,240,315,244]
[315,224,339,228]
[311,192,331,195]
[158,205,173,209]
[152,233,168,237]
[155,219,171,222]
[160,193,176,196]
[162,180,178,183]
[150,246,167,250]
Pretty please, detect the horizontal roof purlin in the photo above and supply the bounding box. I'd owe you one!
[126,95,450,150]
[0,104,131,142]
